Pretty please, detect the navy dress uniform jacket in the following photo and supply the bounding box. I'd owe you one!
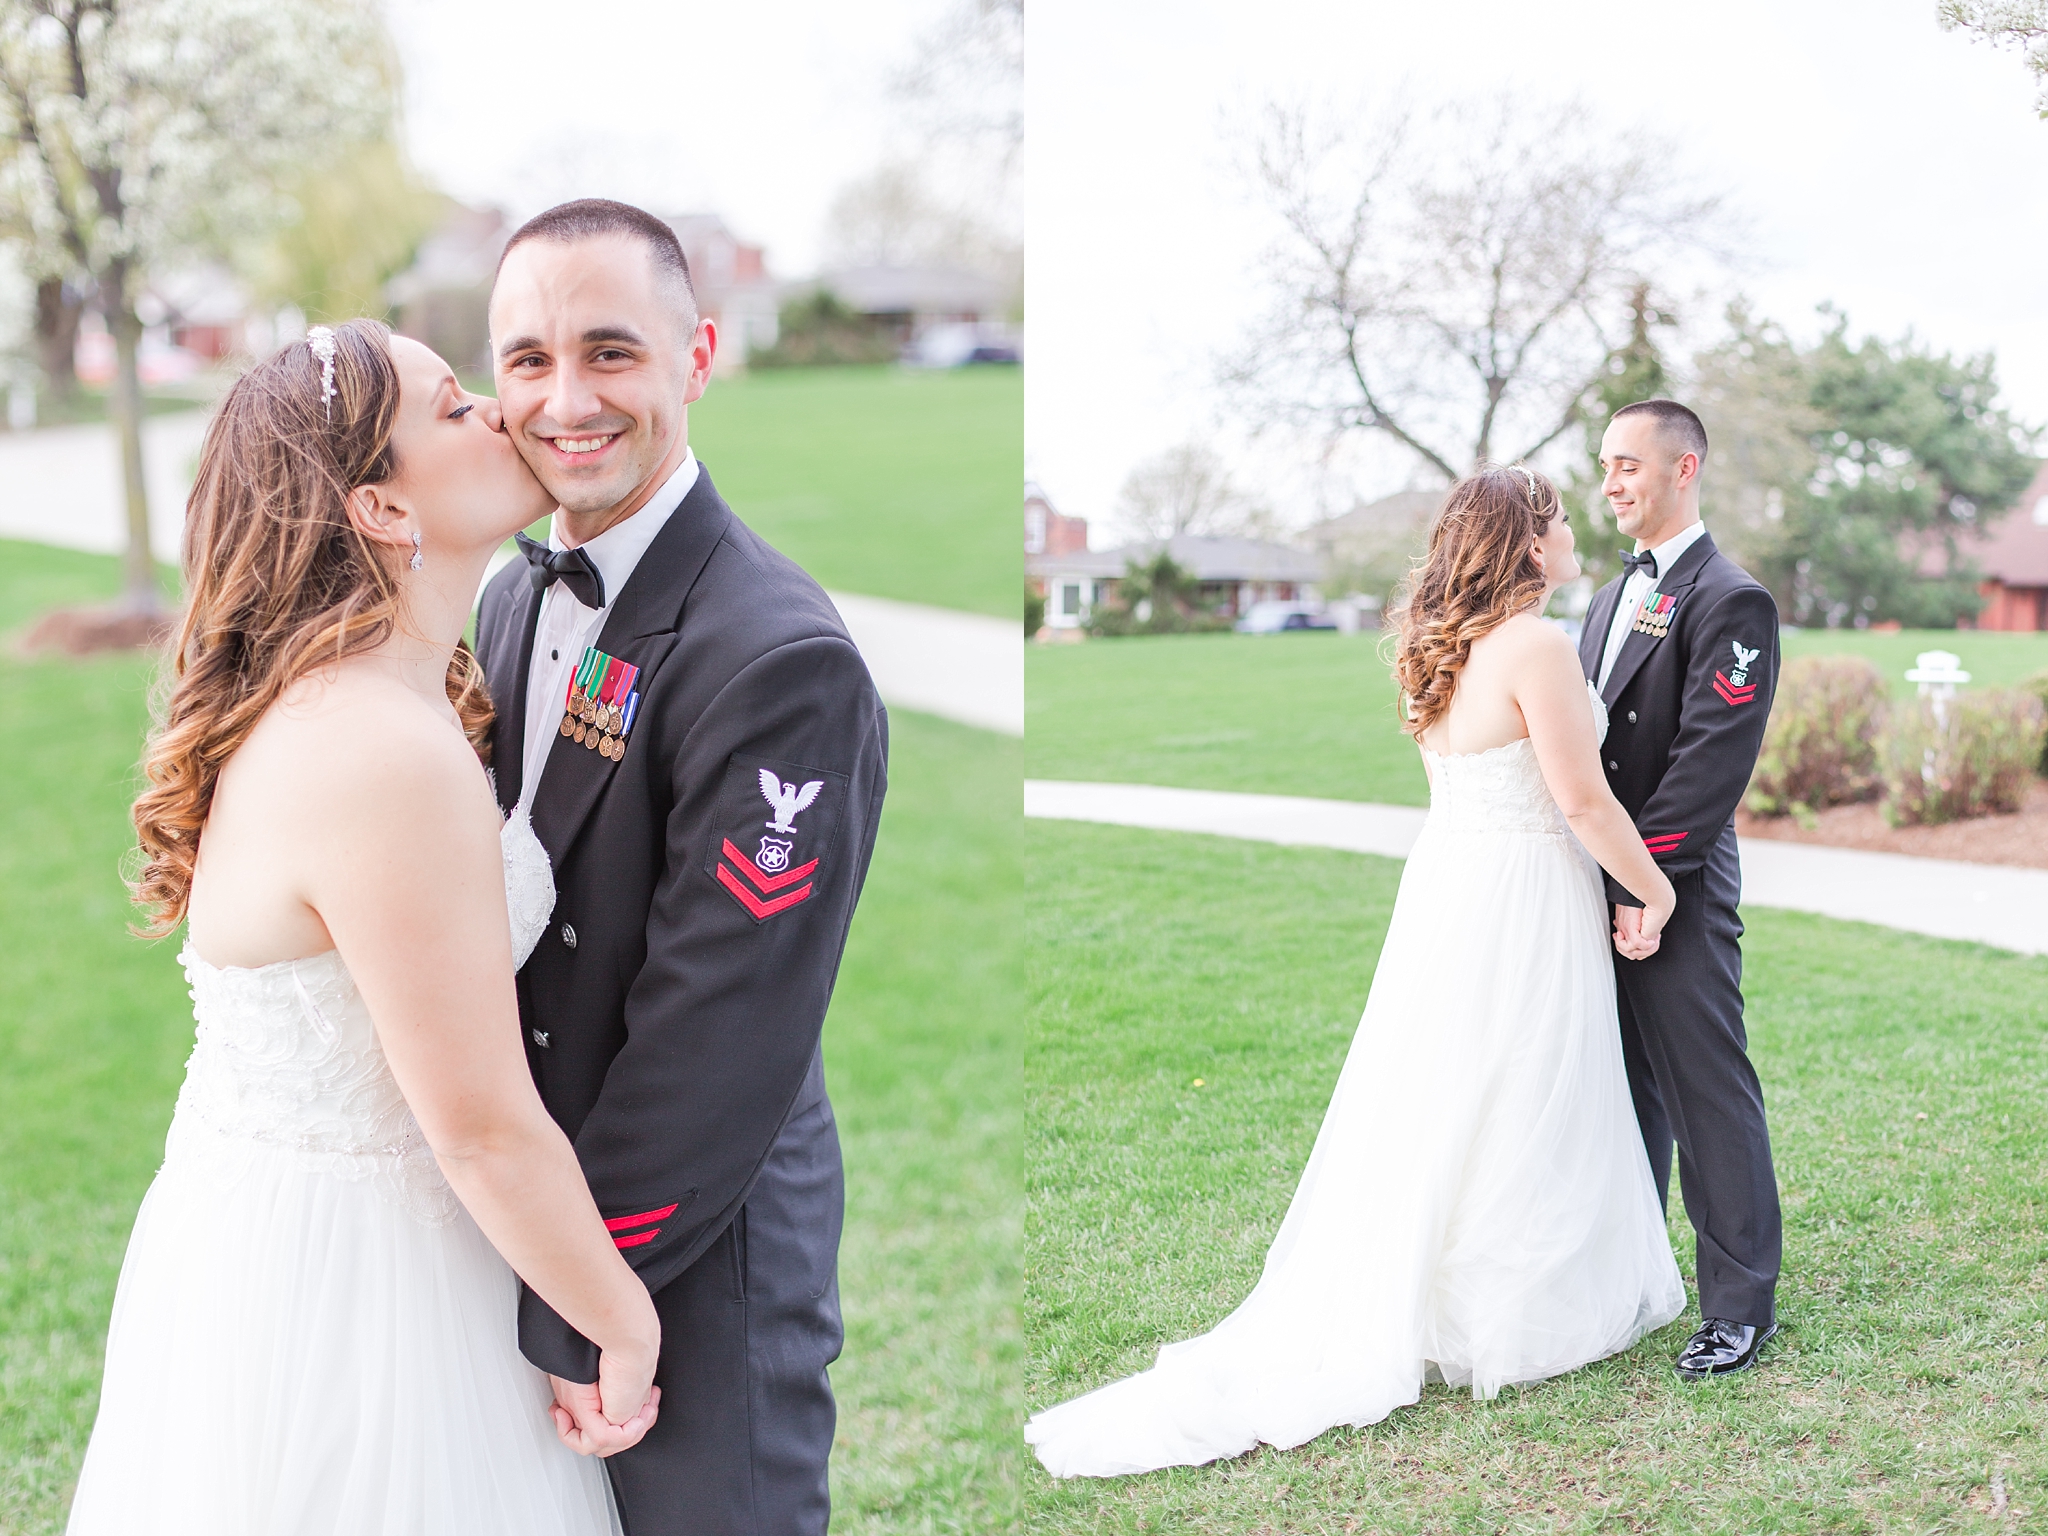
[1576,526,1783,1327]
[1579,529,1778,905]
[475,466,888,1533]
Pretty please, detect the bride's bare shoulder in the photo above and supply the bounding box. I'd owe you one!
[243,666,483,815]
[1486,612,1578,666]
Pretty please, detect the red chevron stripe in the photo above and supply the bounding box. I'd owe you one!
[1712,672,1758,706]
[603,1203,679,1233]
[1643,833,1689,851]
[614,1230,659,1249]
[716,862,815,919]
[721,838,820,894]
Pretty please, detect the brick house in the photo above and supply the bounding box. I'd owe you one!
[1959,460,2048,631]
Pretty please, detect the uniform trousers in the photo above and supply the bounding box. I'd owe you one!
[1612,826,1783,1329]
[606,1057,845,1536]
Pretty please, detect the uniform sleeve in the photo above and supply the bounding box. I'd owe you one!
[517,635,887,1381]
[1606,584,1777,907]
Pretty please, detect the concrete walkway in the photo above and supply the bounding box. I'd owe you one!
[0,410,211,562]
[1026,778,2048,958]
[825,591,1021,737]
[4,413,1022,738]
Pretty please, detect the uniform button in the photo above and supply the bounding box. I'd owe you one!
[1627,711,1638,724]
[531,1029,550,1048]
[561,923,577,950]
[1608,760,1619,771]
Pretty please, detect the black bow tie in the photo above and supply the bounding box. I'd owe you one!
[515,531,606,610]
[1618,549,1658,580]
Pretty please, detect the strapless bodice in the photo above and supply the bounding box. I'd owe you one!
[1422,683,1606,838]
[166,813,556,1226]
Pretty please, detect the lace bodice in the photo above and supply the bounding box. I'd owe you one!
[1423,683,1607,837]
[167,814,556,1226]
[501,808,555,969]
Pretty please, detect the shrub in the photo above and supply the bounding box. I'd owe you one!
[1744,655,1888,819]
[1086,552,1232,637]
[1880,688,2047,827]
[2027,672,2048,776]
[749,290,898,368]
[1025,586,1045,639]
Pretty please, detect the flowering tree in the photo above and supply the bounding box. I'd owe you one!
[0,0,391,611]
[1939,1,2048,115]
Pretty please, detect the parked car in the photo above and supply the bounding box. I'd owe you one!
[902,322,1022,368]
[1236,601,1337,634]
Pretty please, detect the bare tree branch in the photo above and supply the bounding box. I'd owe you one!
[1227,96,1728,486]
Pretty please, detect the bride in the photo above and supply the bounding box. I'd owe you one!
[1027,465,1687,1478]
[67,322,653,1533]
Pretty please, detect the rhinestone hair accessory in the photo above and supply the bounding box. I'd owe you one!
[307,325,338,421]
[1509,463,1549,519]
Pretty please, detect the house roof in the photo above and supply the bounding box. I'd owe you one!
[1960,461,2048,588]
[150,264,249,327]
[386,205,510,304]
[1308,489,1446,549]
[1028,534,1324,583]
[816,265,1003,317]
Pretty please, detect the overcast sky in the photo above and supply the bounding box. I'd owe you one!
[384,0,951,277]
[1027,0,2048,533]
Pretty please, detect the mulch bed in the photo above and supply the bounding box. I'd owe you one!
[16,604,172,656]
[1735,779,2048,871]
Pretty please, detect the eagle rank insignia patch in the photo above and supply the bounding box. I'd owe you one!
[706,753,849,922]
[1713,640,1761,707]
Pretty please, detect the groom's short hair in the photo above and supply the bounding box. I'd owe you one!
[496,199,698,328]
[1612,399,1708,464]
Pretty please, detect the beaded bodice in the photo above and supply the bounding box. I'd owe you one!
[1423,684,1607,838]
[166,813,555,1226]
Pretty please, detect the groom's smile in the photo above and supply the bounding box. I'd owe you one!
[490,228,717,544]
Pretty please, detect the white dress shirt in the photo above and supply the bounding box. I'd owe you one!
[517,450,699,810]
[1596,518,1709,691]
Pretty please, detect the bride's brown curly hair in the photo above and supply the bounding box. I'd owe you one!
[1391,464,1563,738]
[131,319,493,937]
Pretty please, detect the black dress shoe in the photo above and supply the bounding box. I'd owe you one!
[1674,1318,1777,1380]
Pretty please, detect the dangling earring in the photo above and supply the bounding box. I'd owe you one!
[409,530,424,572]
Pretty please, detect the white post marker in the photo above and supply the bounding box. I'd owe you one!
[1905,649,1971,730]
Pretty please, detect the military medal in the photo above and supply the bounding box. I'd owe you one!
[585,657,618,750]
[562,646,643,764]
[1632,592,1677,637]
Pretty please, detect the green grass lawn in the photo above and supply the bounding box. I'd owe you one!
[1028,628,2048,806]
[1780,628,2048,698]
[1027,633,1428,805]
[690,365,1021,620]
[0,540,1020,1528]
[1027,820,2048,1534]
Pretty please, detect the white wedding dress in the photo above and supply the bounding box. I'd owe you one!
[1026,687,1685,1477]
[65,811,620,1535]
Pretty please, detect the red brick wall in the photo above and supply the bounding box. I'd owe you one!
[1974,581,2048,631]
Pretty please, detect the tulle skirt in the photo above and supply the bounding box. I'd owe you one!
[65,1119,619,1535]
[1026,816,1685,1477]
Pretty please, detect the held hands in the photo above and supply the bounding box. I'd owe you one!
[548,1344,661,1457]
[1612,886,1674,962]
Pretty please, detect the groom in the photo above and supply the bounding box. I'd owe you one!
[1579,399,1783,1381]
[474,200,888,1534]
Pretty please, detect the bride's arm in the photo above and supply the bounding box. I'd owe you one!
[1508,620,1676,947]
[301,707,660,1445]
